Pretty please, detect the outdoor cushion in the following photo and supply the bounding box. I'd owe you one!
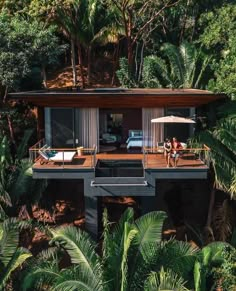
[38,150,76,162]
[49,151,76,162]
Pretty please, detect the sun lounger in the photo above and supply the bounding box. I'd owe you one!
[39,150,76,164]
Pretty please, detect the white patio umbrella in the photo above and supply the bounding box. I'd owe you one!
[151,115,195,123]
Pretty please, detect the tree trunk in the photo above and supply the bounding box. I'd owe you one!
[71,38,77,87]
[41,65,48,89]
[206,185,215,227]
[7,114,17,159]
[138,42,145,83]
[87,45,92,86]
[127,37,133,68]
[111,42,120,86]
[204,182,216,243]
[3,86,8,103]
[77,42,85,88]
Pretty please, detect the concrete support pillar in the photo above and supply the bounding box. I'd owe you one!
[84,195,98,239]
[84,177,98,239]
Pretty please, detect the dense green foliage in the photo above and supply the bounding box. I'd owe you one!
[0,218,32,290]
[0,1,236,290]
[0,133,47,220]
[0,12,65,97]
[117,42,211,88]
[19,208,236,291]
[200,4,236,99]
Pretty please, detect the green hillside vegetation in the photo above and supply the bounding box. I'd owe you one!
[0,0,236,290]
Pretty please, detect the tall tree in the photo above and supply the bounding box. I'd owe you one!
[193,101,236,238]
[199,4,236,99]
[117,41,211,88]
[104,0,181,67]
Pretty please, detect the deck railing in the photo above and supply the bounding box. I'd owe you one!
[143,145,210,169]
[29,141,97,169]
[29,140,210,170]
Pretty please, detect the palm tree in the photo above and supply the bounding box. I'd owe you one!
[144,268,190,291]
[22,208,198,290]
[0,132,47,218]
[193,101,236,239]
[0,218,32,289]
[142,41,211,89]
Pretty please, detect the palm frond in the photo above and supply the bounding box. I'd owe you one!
[16,129,33,161]
[212,199,233,241]
[201,241,233,266]
[22,259,61,291]
[111,207,135,244]
[217,101,236,118]
[50,226,102,290]
[52,280,97,291]
[51,264,103,291]
[134,211,167,252]
[194,260,207,291]
[92,24,124,45]
[0,136,11,167]
[102,207,135,290]
[0,247,31,287]
[161,43,185,87]
[194,53,211,89]
[120,222,138,291]
[156,239,199,281]
[144,268,190,291]
[128,211,167,285]
[142,56,171,88]
[214,117,236,154]
[0,221,18,266]
[179,41,197,87]
[0,184,12,207]
[8,159,34,201]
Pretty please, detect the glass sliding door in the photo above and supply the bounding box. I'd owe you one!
[51,108,74,147]
[142,108,164,150]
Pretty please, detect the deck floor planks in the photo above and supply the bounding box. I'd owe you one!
[33,152,207,170]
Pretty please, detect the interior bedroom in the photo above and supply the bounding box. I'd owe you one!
[99,108,142,153]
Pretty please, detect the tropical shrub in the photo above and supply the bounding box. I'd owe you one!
[22,208,199,290]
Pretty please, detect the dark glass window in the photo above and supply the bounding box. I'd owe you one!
[51,108,74,147]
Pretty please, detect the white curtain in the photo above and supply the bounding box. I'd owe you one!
[76,108,99,150]
[142,108,164,149]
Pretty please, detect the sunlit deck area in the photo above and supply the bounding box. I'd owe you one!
[32,152,208,170]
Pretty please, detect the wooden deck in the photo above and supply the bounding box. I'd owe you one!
[33,152,207,170]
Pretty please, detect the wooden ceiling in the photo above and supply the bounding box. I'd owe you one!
[8,88,226,108]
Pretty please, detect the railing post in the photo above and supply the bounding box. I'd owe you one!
[62,151,64,168]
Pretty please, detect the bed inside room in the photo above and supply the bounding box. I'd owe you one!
[99,108,142,153]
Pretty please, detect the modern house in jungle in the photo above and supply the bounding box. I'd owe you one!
[9,88,225,236]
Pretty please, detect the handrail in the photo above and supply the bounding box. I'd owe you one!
[203,144,211,150]
[91,180,148,187]
[143,146,210,152]
[30,146,97,152]
[143,146,210,169]
[29,138,45,150]
[29,142,97,168]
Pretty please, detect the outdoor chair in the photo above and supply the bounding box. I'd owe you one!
[38,149,76,164]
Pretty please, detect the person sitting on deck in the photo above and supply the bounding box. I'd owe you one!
[171,137,182,167]
[163,138,172,167]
